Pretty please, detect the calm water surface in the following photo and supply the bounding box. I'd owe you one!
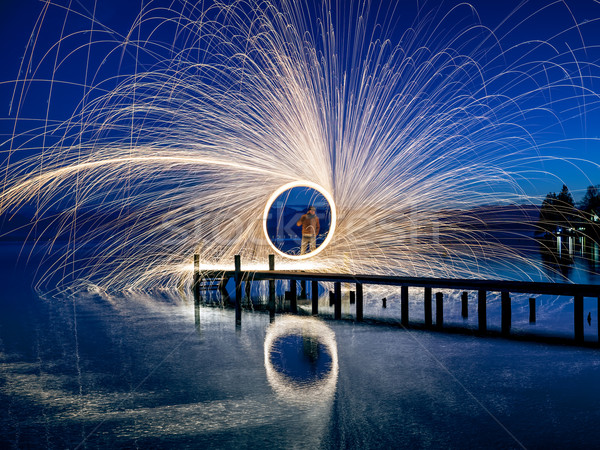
[2,246,600,448]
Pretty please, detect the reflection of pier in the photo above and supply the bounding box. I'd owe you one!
[194,254,600,347]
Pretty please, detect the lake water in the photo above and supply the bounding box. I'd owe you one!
[2,245,600,448]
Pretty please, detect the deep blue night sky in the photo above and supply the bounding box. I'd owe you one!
[1,0,600,202]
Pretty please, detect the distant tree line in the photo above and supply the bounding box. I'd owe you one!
[537,184,600,235]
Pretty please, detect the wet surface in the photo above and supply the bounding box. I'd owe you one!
[2,247,600,448]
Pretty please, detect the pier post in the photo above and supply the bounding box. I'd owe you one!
[268,255,275,318]
[461,291,468,319]
[245,277,251,304]
[234,255,242,326]
[300,280,307,299]
[501,292,511,336]
[290,279,297,313]
[193,256,200,330]
[329,291,334,306]
[193,254,200,302]
[349,291,356,304]
[194,296,201,331]
[478,290,487,332]
[574,295,583,343]
[436,292,443,329]
[401,285,409,326]
[334,282,342,319]
[312,280,319,315]
[529,297,536,323]
[218,276,231,304]
[424,287,432,327]
[356,283,363,321]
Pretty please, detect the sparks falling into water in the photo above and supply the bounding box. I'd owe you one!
[1,0,600,291]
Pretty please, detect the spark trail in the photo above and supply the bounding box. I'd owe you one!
[1,0,600,291]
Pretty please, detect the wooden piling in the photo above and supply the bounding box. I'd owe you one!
[478,290,487,332]
[198,263,600,346]
[436,292,443,329]
[218,276,231,304]
[501,291,511,336]
[574,295,583,343]
[194,298,200,331]
[312,280,319,315]
[300,280,307,299]
[193,254,200,300]
[268,255,275,313]
[349,290,356,304]
[234,255,242,326]
[329,291,335,306]
[424,287,432,327]
[401,285,409,326]
[245,278,251,303]
[290,279,298,313]
[356,283,363,321]
[461,291,468,319]
[334,282,342,319]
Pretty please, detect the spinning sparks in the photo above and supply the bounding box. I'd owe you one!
[1,0,600,291]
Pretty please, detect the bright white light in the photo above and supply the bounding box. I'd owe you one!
[262,180,337,260]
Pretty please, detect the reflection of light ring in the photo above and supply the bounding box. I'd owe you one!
[262,180,337,260]
[264,316,338,406]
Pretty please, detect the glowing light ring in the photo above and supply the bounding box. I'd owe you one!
[264,316,338,406]
[262,180,337,260]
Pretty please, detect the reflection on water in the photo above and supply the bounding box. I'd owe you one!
[3,246,600,448]
[0,274,338,448]
[2,278,600,448]
[270,335,332,383]
[538,234,600,283]
[264,316,338,409]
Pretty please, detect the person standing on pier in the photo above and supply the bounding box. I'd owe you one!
[297,206,320,254]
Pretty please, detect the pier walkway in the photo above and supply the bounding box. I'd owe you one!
[194,254,600,347]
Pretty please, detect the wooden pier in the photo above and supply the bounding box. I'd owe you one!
[194,254,600,346]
